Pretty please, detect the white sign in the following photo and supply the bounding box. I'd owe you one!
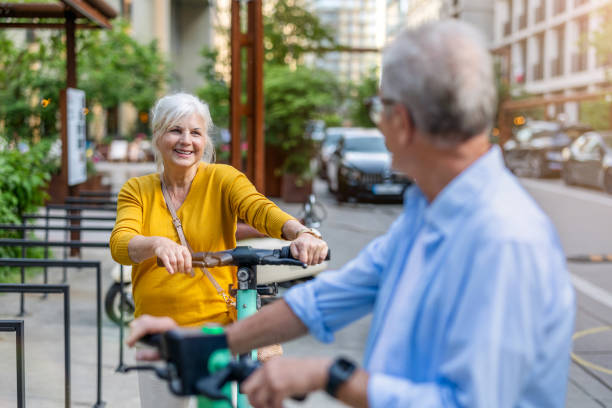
[66,88,87,186]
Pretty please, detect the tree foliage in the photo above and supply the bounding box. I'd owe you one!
[263,0,337,65]
[0,20,169,144]
[348,67,378,128]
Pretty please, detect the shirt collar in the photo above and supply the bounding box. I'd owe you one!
[403,145,506,236]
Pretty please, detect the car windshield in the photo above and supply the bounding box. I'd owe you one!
[344,137,387,152]
[515,122,559,142]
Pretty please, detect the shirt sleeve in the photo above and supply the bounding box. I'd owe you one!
[224,167,295,239]
[366,239,575,408]
[110,179,143,265]
[284,218,402,343]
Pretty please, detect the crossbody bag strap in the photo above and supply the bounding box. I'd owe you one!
[160,178,235,307]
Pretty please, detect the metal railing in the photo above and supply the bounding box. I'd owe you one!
[0,320,25,408]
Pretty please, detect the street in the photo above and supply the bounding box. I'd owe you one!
[1,164,612,406]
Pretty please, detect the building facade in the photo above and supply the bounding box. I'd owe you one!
[114,0,216,94]
[492,0,611,121]
[385,0,494,44]
[308,0,385,83]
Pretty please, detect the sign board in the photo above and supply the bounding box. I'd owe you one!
[66,88,87,186]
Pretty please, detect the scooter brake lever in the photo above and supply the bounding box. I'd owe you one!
[194,367,234,402]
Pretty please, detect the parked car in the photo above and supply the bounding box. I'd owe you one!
[326,128,411,202]
[561,130,612,194]
[503,120,591,178]
[317,127,353,179]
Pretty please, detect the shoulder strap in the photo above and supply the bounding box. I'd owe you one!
[160,177,235,307]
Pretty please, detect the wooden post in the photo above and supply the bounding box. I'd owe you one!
[230,0,265,192]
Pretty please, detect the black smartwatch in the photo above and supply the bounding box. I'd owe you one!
[325,357,357,397]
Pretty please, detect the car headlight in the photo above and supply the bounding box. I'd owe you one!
[341,167,361,182]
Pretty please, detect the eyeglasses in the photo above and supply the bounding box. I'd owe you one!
[368,96,398,126]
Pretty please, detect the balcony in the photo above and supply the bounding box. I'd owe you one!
[532,63,544,80]
[518,14,527,30]
[550,57,564,77]
[535,5,545,23]
[571,53,588,72]
[503,21,511,36]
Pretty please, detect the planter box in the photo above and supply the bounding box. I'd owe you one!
[281,174,312,203]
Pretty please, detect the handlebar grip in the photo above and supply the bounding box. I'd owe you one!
[279,246,330,261]
[157,257,164,267]
[138,333,163,348]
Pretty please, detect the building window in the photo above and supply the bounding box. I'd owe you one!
[534,0,545,24]
[571,16,589,72]
[551,25,565,77]
[553,0,566,15]
[518,0,527,30]
[532,33,545,80]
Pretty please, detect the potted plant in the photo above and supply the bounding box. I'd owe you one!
[264,65,341,201]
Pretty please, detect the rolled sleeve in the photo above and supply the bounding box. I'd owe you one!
[283,230,397,343]
[285,282,335,343]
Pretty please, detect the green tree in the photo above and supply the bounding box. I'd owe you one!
[0,20,169,145]
[263,0,337,65]
[197,48,230,130]
[264,65,342,177]
[347,67,378,128]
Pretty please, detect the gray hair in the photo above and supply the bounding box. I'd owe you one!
[381,20,496,146]
[150,93,215,172]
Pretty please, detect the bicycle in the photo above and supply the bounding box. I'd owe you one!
[122,245,329,408]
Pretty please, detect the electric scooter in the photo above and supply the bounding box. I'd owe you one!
[122,245,329,407]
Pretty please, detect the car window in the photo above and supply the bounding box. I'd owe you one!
[600,133,612,149]
[580,135,601,155]
[323,133,342,147]
[344,137,387,152]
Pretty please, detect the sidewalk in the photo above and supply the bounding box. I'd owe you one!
[0,162,403,407]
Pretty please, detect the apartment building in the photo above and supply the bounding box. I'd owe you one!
[308,0,385,83]
[492,0,612,121]
[385,0,494,44]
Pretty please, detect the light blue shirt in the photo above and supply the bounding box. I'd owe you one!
[285,146,575,407]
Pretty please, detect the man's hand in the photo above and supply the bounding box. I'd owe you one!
[127,314,178,360]
[241,357,331,408]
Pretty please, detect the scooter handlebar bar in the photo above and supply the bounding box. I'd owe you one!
[156,245,330,269]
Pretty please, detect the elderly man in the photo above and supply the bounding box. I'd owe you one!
[129,20,575,407]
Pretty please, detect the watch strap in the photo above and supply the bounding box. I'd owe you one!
[325,357,357,397]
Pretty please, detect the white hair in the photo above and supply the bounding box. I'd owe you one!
[150,93,215,172]
[381,20,497,146]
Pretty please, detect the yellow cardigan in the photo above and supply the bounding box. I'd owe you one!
[110,162,295,326]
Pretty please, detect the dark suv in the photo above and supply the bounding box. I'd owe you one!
[326,129,411,202]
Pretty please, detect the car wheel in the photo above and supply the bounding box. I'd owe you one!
[604,169,612,194]
[528,153,544,178]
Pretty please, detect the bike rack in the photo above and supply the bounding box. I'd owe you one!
[0,284,70,408]
[0,320,25,408]
[0,259,104,408]
[0,235,109,312]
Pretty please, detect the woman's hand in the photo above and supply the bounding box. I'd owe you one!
[290,233,328,265]
[153,236,193,276]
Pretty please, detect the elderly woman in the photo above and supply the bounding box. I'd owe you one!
[110,93,327,407]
